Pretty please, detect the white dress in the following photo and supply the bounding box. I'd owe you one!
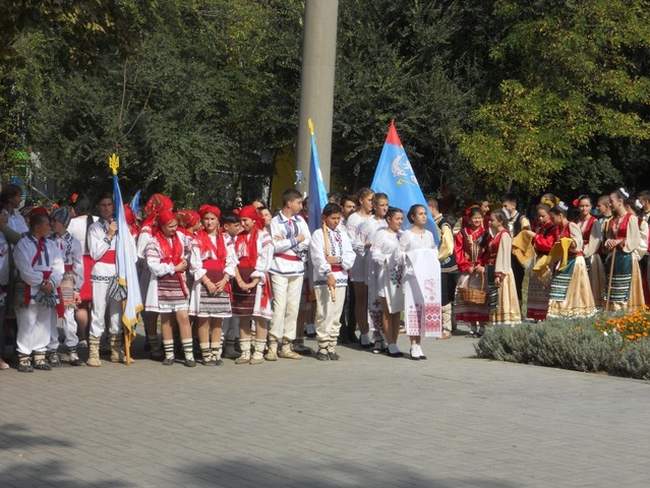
[345,212,372,283]
[371,228,404,314]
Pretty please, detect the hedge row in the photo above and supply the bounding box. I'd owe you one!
[474,318,650,380]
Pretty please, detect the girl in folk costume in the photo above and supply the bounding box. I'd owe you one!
[189,205,236,365]
[48,208,84,366]
[145,209,194,366]
[575,196,605,308]
[14,210,64,372]
[603,189,642,311]
[309,203,356,361]
[525,204,556,321]
[454,206,489,336]
[400,205,442,360]
[371,207,406,358]
[137,193,174,360]
[638,191,650,302]
[66,196,98,346]
[232,205,273,365]
[345,187,374,347]
[124,204,140,237]
[365,192,389,352]
[175,210,202,238]
[484,211,521,326]
[625,198,647,310]
[0,183,29,235]
[546,203,596,318]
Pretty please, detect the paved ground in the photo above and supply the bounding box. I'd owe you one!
[1,335,649,488]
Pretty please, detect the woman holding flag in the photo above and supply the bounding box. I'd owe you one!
[145,209,195,366]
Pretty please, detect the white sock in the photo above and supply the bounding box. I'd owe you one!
[415,344,423,357]
[388,343,399,354]
[360,334,370,345]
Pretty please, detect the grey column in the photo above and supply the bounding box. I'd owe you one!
[295,0,339,194]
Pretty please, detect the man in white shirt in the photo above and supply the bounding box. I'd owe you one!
[266,189,310,361]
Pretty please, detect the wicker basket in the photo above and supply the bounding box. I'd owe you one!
[459,273,486,305]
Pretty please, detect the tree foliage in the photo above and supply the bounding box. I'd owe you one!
[458,0,650,195]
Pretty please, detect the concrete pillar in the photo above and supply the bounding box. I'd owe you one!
[295,0,339,195]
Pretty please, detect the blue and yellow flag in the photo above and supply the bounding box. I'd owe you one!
[109,154,143,336]
[307,119,329,233]
[370,121,440,246]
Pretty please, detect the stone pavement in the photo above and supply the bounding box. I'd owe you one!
[1,335,649,488]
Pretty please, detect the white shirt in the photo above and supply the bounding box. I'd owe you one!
[269,211,310,276]
[68,215,98,255]
[310,226,356,287]
[14,234,64,304]
[7,209,28,235]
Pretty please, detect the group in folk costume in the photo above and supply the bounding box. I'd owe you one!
[602,189,643,311]
[310,203,356,360]
[484,211,521,326]
[453,207,489,335]
[345,188,375,347]
[13,209,64,372]
[267,189,310,361]
[429,198,456,339]
[145,208,197,366]
[189,205,237,366]
[576,196,606,308]
[49,207,84,366]
[544,203,596,319]
[400,205,442,360]
[232,205,274,365]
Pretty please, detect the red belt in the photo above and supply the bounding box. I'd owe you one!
[64,264,74,272]
[97,250,116,264]
[331,264,343,272]
[275,253,301,262]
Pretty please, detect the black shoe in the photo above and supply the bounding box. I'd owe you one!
[17,363,34,373]
[215,359,224,366]
[203,358,217,366]
[419,355,427,360]
[388,351,403,358]
[184,359,197,368]
[292,342,313,355]
[47,353,62,368]
[372,342,386,354]
[315,351,330,361]
[69,358,84,366]
[360,342,372,349]
[34,362,52,371]
[162,357,175,366]
[328,351,340,361]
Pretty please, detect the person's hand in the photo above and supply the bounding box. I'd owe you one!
[274,235,283,241]
[605,239,618,250]
[206,280,218,295]
[246,278,260,291]
[326,256,339,264]
[495,275,503,288]
[215,276,229,294]
[0,212,7,228]
[475,265,485,274]
[73,292,81,304]
[175,259,187,272]
[41,281,53,294]
[107,221,118,237]
[468,265,475,274]
[296,234,305,243]
[327,273,336,289]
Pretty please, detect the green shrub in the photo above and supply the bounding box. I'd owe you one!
[475,318,649,379]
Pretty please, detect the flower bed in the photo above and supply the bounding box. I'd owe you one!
[475,309,650,380]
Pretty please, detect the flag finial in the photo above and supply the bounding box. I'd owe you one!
[108,153,120,176]
[308,118,315,136]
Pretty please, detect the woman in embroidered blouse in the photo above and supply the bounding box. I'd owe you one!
[576,195,605,308]
[189,205,236,365]
[145,209,195,367]
[546,203,596,318]
[485,211,521,326]
[525,204,555,321]
[371,207,405,358]
[453,206,489,337]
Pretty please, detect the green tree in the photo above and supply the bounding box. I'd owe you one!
[458,0,650,195]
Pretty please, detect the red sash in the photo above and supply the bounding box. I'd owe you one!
[80,255,94,301]
[64,264,74,272]
[275,253,301,262]
[203,258,230,295]
[98,250,116,264]
[331,264,344,273]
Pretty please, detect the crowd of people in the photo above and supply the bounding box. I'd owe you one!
[0,183,649,373]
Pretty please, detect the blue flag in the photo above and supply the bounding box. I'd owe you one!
[130,189,142,218]
[307,119,328,233]
[370,121,440,246]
